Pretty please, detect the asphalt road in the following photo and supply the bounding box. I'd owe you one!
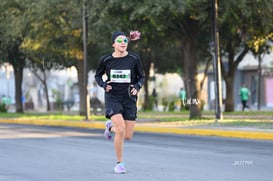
[0,124,272,181]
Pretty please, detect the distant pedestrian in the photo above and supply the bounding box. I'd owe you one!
[239,83,251,111]
[152,88,158,110]
[179,88,186,110]
[95,30,144,174]
[1,95,12,110]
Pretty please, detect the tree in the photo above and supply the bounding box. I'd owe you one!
[247,33,273,110]
[219,0,273,111]
[20,0,80,111]
[0,0,31,112]
[0,0,89,113]
[139,0,212,118]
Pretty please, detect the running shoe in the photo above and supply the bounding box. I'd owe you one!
[104,120,114,140]
[114,162,126,174]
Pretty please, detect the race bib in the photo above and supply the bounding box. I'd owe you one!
[110,69,131,83]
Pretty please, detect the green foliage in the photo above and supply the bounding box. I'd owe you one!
[145,96,155,111]
[168,100,176,112]
[0,103,8,113]
[162,98,168,111]
[1,0,272,71]
[51,88,63,110]
[161,98,176,112]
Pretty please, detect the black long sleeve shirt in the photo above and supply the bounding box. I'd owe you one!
[95,51,145,95]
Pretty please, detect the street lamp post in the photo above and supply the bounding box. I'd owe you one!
[211,0,223,122]
[257,55,262,110]
[83,1,90,120]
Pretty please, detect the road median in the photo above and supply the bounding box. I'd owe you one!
[1,118,273,141]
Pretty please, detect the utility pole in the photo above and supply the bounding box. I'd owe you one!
[211,0,223,122]
[83,0,90,120]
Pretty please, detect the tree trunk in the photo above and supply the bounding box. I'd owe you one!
[224,77,234,112]
[139,50,152,110]
[182,39,201,119]
[14,67,24,113]
[142,74,150,110]
[8,43,25,113]
[43,72,51,111]
[222,46,248,112]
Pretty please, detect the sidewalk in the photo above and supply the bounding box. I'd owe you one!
[1,118,273,141]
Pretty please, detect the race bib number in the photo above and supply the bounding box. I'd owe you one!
[110,69,131,83]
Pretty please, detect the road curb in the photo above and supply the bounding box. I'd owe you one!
[1,119,273,141]
[134,125,273,140]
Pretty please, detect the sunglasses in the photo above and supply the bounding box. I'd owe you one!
[115,37,128,43]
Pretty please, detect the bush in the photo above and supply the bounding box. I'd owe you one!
[51,89,64,110]
[168,100,176,112]
[0,103,7,112]
[162,98,168,111]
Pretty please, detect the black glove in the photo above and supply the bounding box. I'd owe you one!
[128,84,140,96]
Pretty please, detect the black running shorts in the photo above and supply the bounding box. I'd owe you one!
[104,92,137,120]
